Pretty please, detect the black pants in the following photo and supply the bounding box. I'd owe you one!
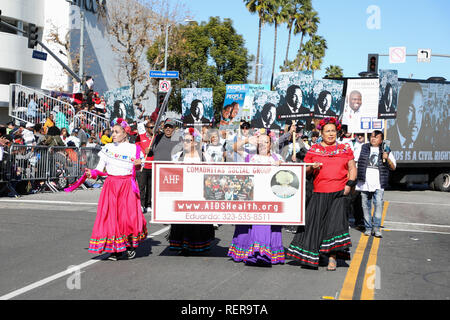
[136,168,152,209]
[350,190,364,225]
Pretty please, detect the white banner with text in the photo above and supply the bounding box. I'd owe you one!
[152,162,306,225]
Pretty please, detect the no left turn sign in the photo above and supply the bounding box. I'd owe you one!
[159,80,171,93]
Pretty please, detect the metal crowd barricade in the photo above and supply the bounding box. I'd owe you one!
[9,84,76,127]
[73,110,110,141]
[7,144,49,182]
[78,147,101,173]
[1,144,104,196]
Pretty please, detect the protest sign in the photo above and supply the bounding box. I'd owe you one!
[152,162,306,225]
[342,78,380,133]
[273,71,314,123]
[378,70,399,119]
[311,79,345,119]
[181,88,214,127]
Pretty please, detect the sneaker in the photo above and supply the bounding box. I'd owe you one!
[126,248,136,259]
[373,228,382,238]
[146,207,152,213]
[364,229,372,236]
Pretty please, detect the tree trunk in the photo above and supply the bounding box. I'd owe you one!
[271,22,278,90]
[255,18,262,84]
[285,25,292,67]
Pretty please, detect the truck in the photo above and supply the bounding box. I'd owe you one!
[385,77,450,191]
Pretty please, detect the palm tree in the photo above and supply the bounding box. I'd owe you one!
[294,6,319,55]
[325,65,344,79]
[243,0,272,83]
[267,0,288,89]
[301,35,327,72]
[284,0,311,67]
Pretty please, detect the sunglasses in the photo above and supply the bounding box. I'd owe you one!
[146,126,154,129]
[183,139,194,143]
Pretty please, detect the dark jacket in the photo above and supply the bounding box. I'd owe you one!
[357,143,390,189]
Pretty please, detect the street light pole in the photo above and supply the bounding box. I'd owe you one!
[163,24,170,72]
[79,8,85,81]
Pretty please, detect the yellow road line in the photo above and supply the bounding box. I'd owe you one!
[360,201,389,300]
[338,233,369,300]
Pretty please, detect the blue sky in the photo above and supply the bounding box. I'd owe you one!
[175,0,450,84]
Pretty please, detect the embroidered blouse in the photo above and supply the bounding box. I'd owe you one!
[95,142,144,176]
[304,142,354,193]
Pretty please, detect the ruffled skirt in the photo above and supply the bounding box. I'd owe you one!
[88,175,147,254]
[228,225,285,265]
[169,224,215,252]
[287,190,351,267]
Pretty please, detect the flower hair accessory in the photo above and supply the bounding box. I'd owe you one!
[112,118,132,134]
[186,127,202,143]
[316,117,342,131]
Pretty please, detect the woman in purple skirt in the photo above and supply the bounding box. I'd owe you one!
[227,130,285,266]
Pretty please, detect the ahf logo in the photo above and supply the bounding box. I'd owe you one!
[159,168,183,192]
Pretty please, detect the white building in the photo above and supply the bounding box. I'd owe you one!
[0,0,156,124]
[0,0,46,121]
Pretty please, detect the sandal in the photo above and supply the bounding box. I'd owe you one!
[327,255,337,271]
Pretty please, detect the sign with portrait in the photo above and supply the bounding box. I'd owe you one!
[273,71,314,123]
[311,79,345,119]
[341,78,380,133]
[152,162,306,225]
[104,86,134,122]
[386,80,450,162]
[219,84,247,130]
[378,70,399,119]
[250,90,283,130]
[181,88,214,127]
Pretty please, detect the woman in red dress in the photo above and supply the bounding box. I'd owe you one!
[287,117,357,271]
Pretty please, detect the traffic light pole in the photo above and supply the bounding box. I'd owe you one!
[0,19,81,83]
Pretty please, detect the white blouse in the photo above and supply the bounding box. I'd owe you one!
[95,142,144,176]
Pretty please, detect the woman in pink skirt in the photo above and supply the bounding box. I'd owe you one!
[84,118,147,261]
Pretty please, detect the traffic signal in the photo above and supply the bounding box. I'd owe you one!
[157,92,167,109]
[367,54,379,73]
[28,23,39,49]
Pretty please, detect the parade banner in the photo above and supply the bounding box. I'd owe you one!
[312,79,345,119]
[273,71,314,123]
[152,162,306,225]
[250,90,283,130]
[181,88,214,127]
[378,70,399,119]
[104,86,134,122]
[219,84,247,130]
[341,78,381,133]
[386,80,450,162]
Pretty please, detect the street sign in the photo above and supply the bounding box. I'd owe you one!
[389,47,406,64]
[32,50,47,61]
[417,49,431,63]
[149,70,179,79]
[159,80,171,93]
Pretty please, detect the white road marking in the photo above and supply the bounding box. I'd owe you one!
[384,221,450,228]
[0,225,170,300]
[384,228,450,235]
[387,200,450,207]
[0,199,97,206]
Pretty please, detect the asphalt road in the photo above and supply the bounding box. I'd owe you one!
[0,188,449,303]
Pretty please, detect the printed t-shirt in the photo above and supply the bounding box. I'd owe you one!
[304,143,354,193]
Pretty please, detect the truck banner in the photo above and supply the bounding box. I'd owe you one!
[152,162,306,225]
